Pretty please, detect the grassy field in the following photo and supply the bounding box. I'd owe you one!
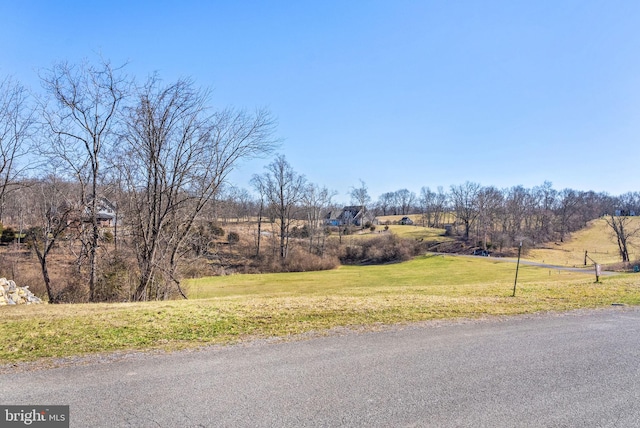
[526,218,640,267]
[384,224,449,241]
[337,224,450,243]
[377,213,456,225]
[3,254,639,364]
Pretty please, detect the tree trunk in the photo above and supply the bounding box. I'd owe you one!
[256,200,263,257]
[34,248,55,304]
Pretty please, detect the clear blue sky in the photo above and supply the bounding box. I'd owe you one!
[2,1,639,203]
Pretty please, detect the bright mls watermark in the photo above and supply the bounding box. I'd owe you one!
[0,406,68,427]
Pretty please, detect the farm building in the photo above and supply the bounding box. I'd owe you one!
[399,216,414,225]
[614,209,636,217]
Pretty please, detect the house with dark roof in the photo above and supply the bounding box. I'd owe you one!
[399,216,414,225]
[325,206,376,227]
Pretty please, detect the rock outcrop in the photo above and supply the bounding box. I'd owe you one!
[0,278,43,305]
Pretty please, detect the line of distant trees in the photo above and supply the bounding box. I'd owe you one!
[372,182,640,254]
[212,178,640,262]
[1,58,638,303]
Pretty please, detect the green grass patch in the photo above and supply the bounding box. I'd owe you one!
[329,224,451,244]
[384,225,449,241]
[2,255,639,364]
[187,255,591,298]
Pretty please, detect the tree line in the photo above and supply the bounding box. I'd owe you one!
[370,182,640,260]
[215,178,640,264]
[0,58,638,303]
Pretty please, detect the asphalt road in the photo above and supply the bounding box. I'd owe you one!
[2,307,640,427]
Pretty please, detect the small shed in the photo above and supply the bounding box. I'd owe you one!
[399,216,414,225]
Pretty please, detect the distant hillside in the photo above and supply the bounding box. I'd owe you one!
[527,217,640,267]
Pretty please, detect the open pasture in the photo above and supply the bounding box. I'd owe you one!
[3,255,638,364]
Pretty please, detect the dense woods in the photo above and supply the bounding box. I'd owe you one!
[0,59,638,303]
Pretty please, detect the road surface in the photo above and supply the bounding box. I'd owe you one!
[2,307,639,427]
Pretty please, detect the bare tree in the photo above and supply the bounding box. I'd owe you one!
[39,59,127,302]
[555,188,581,242]
[475,186,502,249]
[303,183,336,256]
[579,191,611,228]
[605,214,638,263]
[432,186,449,228]
[450,181,481,240]
[376,191,395,216]
[605,204,640,263]
[25,176,76,303]
[350,179,371,225]
[419,187,435,227]
[250,174,268,257]
[419,186,451,228]
[395,188,415,215]
[532,181,556,243]
[120,76,277,300]
[227,186,253,222]
[259,155,306,260]
[503,185,529,243]
[0,76,34,221]
[350,179,371,207]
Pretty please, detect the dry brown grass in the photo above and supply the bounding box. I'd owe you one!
[527,218,640,267]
